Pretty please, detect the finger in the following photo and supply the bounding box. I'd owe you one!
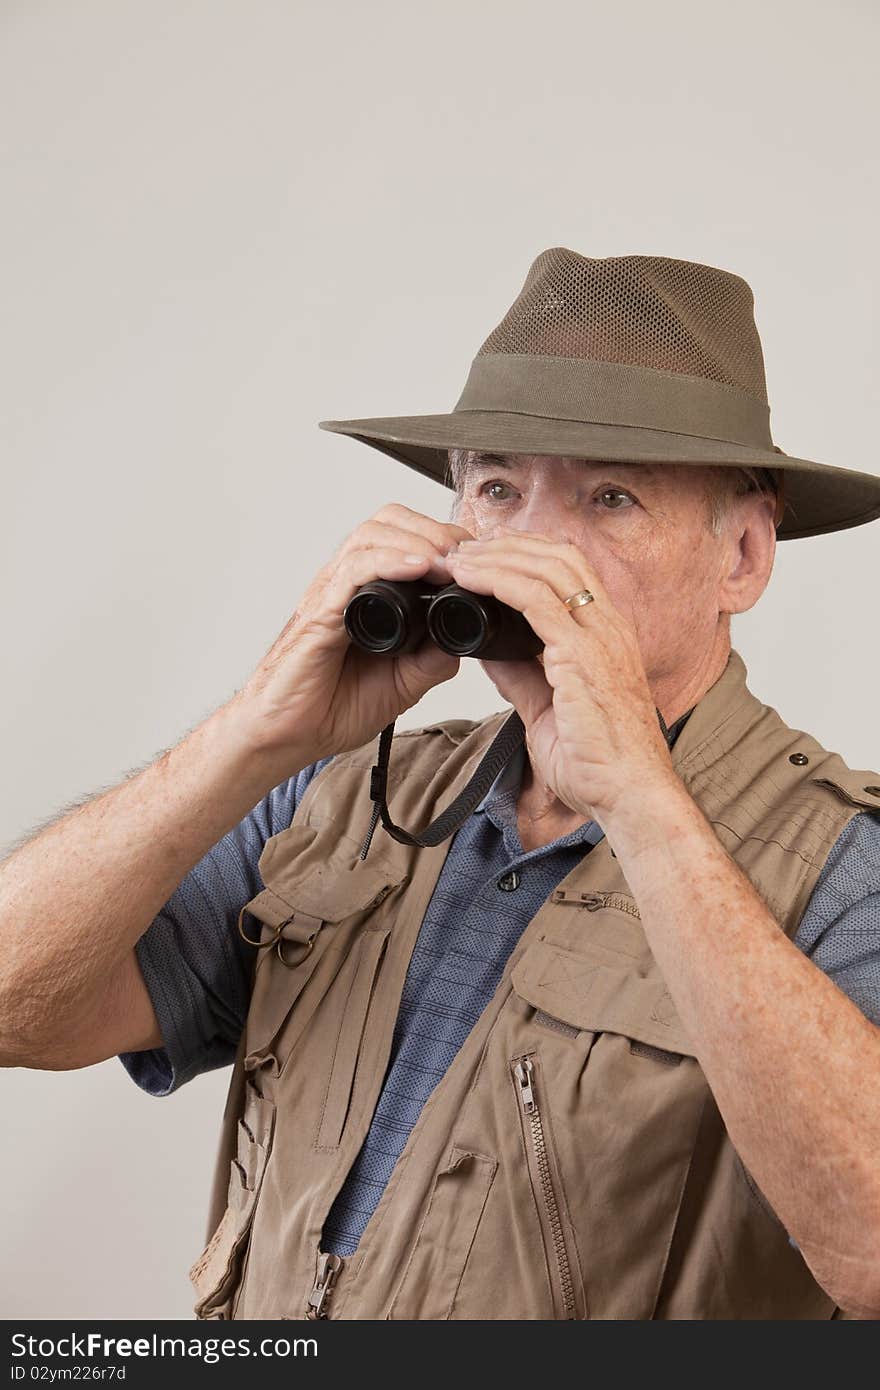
[449,548,600,630]
[397,638,460,686]
[343,522,454,584]
[369,502,476,551]
[447,553,589,653]
[303,545,448,644]
[454,535,614,609]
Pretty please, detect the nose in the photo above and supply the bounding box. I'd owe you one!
[479,510,577,545]
[478,500,556,541]
[517,485,587,537]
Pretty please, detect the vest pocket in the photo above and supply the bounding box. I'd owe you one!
[241,825,408,1077]
[501,937,708,1319]
[386,1146,499,1320]
[510,1049,587,1320]
[189,1076,275,1319]
[314,922,393,1151]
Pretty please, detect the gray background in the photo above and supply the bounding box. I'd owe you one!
[1,0,877,1319]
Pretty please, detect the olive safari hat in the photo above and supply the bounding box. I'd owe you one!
[319,247,880,541]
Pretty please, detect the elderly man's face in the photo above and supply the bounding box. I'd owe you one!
[451,453,774,684]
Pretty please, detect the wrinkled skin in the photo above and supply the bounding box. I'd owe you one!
[234,505,471,763]
[442,454,777,832]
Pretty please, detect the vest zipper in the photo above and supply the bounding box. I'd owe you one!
[305,1251,344,1319]
[549,887,640,917]
[513,1053,577,1319]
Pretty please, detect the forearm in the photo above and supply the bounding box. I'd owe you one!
[603,778,880,1316]
[0,698,311,1052]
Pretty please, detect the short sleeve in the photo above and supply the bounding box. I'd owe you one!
[792,810,880,1027]
[118,755,335,1097]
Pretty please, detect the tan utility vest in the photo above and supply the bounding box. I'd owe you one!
[188,648,880,1320]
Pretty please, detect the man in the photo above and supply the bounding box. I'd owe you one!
[2,249,880,1320]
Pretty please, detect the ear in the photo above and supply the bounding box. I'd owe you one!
[718,493,777,616]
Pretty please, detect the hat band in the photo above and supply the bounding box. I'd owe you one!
[453,354,773,451]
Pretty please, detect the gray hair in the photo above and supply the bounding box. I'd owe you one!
[444,449,781,536]
[702,464,781,536]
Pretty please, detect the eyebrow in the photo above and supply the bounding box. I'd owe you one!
[466,453,513,471]
[465,452,659,478]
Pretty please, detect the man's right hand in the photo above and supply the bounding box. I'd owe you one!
[229,503,476,763]
[0,505,479,1074]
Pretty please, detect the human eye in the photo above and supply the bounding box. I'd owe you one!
[477,478,518,502]
[594,484,636,510]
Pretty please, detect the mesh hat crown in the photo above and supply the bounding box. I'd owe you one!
[320,247,880,541]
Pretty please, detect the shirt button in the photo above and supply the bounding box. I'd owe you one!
[497,869,521,891]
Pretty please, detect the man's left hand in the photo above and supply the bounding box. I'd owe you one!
[444,531,678,827]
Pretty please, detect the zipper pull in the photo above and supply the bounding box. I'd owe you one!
[514,1056,536,1114]
[306,1251,344,1319]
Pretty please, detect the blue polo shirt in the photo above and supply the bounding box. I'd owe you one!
[119,727,880,1256]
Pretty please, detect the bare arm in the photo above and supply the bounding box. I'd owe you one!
[0,699,308,1069]
[433,524,879,1314]
[605,777,880,1319]
[0,502,468,1073]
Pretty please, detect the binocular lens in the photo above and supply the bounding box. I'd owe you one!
[346,593,404,651]
[344,578,539,660]
[427,594,486,655]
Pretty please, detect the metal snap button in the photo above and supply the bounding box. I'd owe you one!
[789,753,809,765]
[497,869,521,891]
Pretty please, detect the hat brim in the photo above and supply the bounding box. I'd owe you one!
[318,411,880,542]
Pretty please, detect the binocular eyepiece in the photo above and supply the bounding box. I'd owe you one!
[343,580,543,661]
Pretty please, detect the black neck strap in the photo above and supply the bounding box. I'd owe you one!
[358,704,689,861]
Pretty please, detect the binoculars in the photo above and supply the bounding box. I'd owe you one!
[343,580,544,661]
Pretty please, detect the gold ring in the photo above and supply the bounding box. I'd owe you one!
[563,589,595,610]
